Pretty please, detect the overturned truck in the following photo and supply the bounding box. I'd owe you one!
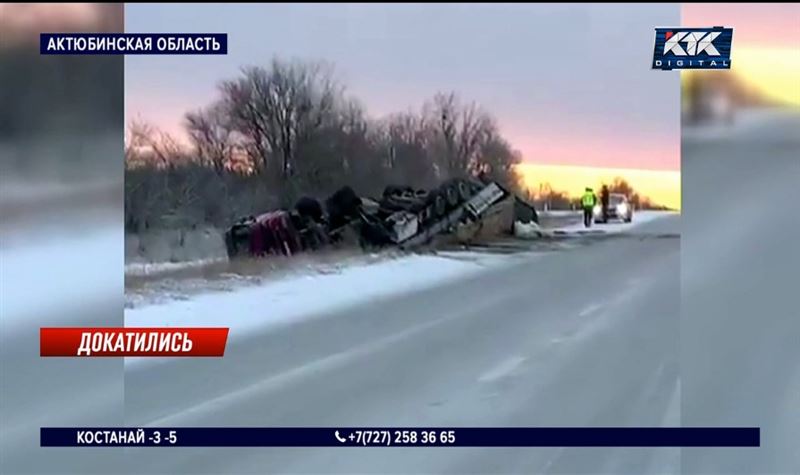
[224,178,537,259]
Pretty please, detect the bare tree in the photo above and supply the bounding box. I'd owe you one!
[219,59,341,178]
[185,103,235,174]
[382,111,438,185]
[535,182,573,210]
[606,177,661,209]
[431,92,458,173]
[426,92,497,177]
[125,120,183,168]
[218,78,270,172]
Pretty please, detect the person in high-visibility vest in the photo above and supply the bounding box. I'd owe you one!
[580,187,598,228]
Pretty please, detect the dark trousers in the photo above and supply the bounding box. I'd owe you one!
[583,207,593,227]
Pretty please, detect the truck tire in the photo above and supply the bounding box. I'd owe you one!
[433,193,447,217]
[326,186,362,229]
[295,196,323,223]
[442,182,459,208]
[383,185,412,198]
[456,179,472,202]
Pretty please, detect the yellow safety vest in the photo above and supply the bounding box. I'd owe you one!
[581,193,595,208]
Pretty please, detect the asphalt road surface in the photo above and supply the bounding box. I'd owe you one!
[124,215,680,474]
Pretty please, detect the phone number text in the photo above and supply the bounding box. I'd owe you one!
[350,430,456,446]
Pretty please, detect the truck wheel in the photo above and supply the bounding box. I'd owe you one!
[433,193,447,217]
[457,180,471,202]
[383,185,402,198]
[443,183,459,208]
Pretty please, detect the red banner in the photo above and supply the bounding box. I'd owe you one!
[40,328,229,357]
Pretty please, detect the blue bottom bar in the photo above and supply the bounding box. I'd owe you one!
[41,427,760,447]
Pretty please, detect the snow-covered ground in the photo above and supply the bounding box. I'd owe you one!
[550,210,676,235]
[538,210,580,217]
[125,258,227,277]
[124,211,675,367]
[124,250,533,367]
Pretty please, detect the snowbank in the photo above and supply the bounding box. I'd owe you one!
[514,220,545,239]
[124,258,227,277]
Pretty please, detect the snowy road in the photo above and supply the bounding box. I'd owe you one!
[124,213,680,473]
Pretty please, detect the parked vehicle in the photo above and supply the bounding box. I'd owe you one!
[594,193,633,223]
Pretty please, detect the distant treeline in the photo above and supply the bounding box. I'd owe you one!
[530,178,670,211]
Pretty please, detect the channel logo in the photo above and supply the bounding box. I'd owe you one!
[652,27,733,70]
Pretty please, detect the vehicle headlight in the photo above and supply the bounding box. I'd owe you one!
[617,203,628,214]
[593,205,602,215]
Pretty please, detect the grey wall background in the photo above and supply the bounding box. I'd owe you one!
[0,4,125,474]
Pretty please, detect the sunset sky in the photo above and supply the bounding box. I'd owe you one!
[3,3,793,212]
[125,4,682,206]
[124,4,800,211]
[125,4,680,205]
